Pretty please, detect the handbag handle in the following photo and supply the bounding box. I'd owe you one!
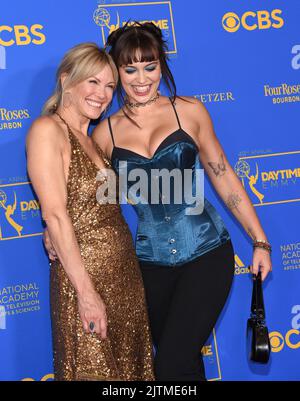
[251,272,266,320]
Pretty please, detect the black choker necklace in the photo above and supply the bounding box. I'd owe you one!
[125,92,160,108]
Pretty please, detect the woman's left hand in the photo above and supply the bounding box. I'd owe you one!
[250,247,272,281]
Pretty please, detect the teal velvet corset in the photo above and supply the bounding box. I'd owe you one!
[110,128,230,267]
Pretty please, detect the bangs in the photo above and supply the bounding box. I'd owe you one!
[116,34,159,66]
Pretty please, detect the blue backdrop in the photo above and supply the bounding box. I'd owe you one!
[0,0,299,381]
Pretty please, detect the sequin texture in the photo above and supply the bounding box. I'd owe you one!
[50,124,154,381]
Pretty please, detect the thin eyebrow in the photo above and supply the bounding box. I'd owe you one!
[124,61,159,68]
[145,61,159,66]
[91,76,101,82]
[91,76,115,85]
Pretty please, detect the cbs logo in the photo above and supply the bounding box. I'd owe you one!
[269,330,300,353]
[0,24,46,47]
[222,9,284,33]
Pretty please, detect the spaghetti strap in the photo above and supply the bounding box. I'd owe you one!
[107,117,115,147]
[169,97,182,129]
[55,112,72,136]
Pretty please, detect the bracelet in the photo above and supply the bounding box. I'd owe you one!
[253,243,272,253]
[253,239,270,244]
[253,239,272,253]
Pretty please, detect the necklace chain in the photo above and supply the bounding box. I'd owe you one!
[125,92,160,108]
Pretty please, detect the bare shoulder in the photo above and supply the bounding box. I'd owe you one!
[109,108,126,127]
[92,116,112,156]
[92,117,109,140]
[92,109,123,137]
[26,115,64,150]
[176,96,211,121]
[173,96,214,145]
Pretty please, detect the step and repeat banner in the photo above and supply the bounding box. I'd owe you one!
[0,0,299,381]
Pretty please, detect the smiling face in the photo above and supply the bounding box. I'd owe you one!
[64,63,116,120]
[119,57,161,104]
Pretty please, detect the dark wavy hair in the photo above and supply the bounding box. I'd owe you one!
[105,21,177,108]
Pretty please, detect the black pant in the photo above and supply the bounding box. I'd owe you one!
[140,240,235,381]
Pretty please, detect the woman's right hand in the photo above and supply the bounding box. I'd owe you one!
[43,228,58,261]
[43,226,107,338]
[27,118,107,339]
[77,289,107,339]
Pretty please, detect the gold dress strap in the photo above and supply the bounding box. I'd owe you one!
[54,111,74,138]
[54,112,111,168]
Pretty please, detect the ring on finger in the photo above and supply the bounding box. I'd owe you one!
[89,321,95,333]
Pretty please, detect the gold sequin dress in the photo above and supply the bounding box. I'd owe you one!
[50,117,154,381]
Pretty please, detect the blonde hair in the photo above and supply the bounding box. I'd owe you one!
[42,42,118,115]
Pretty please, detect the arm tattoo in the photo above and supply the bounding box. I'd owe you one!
[226,192,242,213]
[208,154,227,178]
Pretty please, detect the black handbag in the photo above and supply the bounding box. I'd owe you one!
[247,271,271,363]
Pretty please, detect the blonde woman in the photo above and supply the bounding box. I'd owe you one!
[26,43,154,381]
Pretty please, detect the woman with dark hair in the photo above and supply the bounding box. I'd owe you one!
[91,22,272,381]
[45,24,272,381]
